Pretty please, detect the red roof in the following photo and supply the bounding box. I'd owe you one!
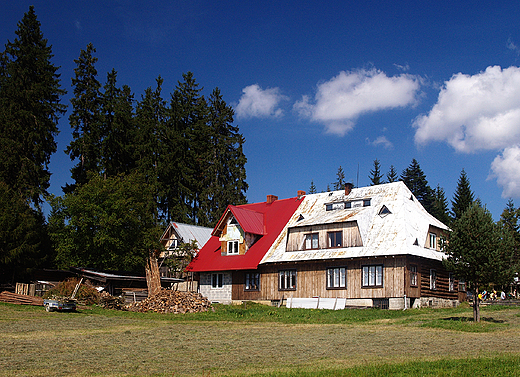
[186,197,302,272]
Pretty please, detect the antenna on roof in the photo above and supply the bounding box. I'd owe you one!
[356,163,359,188]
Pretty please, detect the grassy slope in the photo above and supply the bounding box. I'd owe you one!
[0,302,519,376]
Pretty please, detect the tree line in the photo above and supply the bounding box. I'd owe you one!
[0,7,247,282]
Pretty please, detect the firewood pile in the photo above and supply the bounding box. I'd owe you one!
[99,292,126,310]
[126,289,212,314]
[0,291,44,306]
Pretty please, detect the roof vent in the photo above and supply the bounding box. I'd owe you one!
[267,195,278,204]
[378,205,391,217]
[413,239,419,246]
[297,214,305,222]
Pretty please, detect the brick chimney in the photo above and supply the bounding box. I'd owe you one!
[267,195,278,204]
[297,190,306,199]
[345,182,354,196]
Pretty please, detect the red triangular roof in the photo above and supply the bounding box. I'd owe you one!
[186,197,303,272]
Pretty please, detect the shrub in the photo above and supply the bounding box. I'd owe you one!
[43,278,100,305]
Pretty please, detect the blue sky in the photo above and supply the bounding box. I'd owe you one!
[3,1,520,220]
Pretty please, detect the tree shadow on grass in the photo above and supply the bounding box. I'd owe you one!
[442,316,505,323]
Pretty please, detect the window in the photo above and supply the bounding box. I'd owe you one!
[245,272,260,291]
[279,270,296,290]
[328,231,342,248]
[363,199,371,207]
[227,240,239,254]
[212,273,223,288]
[430,269,437,290]
[458,278,466,292]
[429,233,437,249]
[362,265,383,287]
[304,233,319,250]
[327,267,347,289]
[410,265,418,286]
[345,201,352,209]
[449,273,454,292]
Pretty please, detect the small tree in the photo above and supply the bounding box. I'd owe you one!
[369,159,384,186]
[308,180,317,194]
[333,166,345,190]
[443,203,516,322]
[386,165,398,183]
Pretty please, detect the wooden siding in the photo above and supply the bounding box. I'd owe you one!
[286,221,362,252]
[230,256,463,302]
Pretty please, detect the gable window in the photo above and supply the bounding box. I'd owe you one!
[228,240,239,254]
[245,272,260,291]
[304,233,319,250]
[328,231,342,248]
[212,273,223,288]
[362,265,383,287]
[279,270,296,290]
[410,265,418,286]
[430,269,437,290]
[327,267,347,289]
[429,233,437,249]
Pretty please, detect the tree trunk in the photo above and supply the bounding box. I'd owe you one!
[473,288,480,322]
[145,250,162,297]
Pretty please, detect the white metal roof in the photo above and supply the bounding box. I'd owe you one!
[165,222,213,249]
[260,181,449,264]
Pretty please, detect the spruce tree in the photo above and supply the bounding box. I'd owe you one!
[386,165,398,183]
[65,43,102,192]
[0,6,66,206]
[431,185,451,225]
[333,166,346,190]
[400,159,434,214]
[451,169,475,221]
[309,180,317,194]
[369,159,384,186]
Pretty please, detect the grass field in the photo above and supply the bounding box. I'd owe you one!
[1,302,519,376]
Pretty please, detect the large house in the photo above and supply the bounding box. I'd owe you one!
[187,182,465,309]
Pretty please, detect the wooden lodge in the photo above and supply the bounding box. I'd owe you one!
[187,182,466,309]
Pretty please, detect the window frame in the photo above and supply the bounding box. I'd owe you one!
[327,267,347,289]
[245,272,260,291]
[410,265,418,287]
[211,273,223,289]
[304,233,319,250]
[430,269,437,290]
[279,270,297,291]
[227,240,239,255]
[429,233,437,250]
[362,265,383,288]
[327,231,343,248]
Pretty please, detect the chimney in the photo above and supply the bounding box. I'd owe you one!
[297,190,306,199]
[345,182,354,196]
[267,195,278,204]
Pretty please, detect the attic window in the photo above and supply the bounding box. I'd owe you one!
[378,205,391,217]
[230,217,238,225]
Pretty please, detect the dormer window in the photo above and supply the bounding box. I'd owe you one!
[363,199,371,207]
[228,240,239,254]
[429,233,437,250]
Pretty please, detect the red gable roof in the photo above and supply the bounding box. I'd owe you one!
[186,197,302,272]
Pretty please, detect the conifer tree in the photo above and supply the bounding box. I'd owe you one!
[309,180,317,194]
[431,185,451,225]
[65,43,102,192]
[400,159,434,214]
[451,169,475,221]
[0,6,66,206]
[369,159,384,186]
[333,166,346,190]
[386,165,398,183]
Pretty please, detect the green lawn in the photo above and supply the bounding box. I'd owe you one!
[1,302,519,376]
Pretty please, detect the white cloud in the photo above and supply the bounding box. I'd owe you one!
[366,135,393,149]
[235,84,287,119]
[295,68,421,136]
[413,65,520,153]
[490,145,520,198]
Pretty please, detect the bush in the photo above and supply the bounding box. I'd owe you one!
[43,278,100,305]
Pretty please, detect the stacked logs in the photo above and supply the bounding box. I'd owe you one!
[126,289,212,314]
[99,292,126,310]
[0,291,44,306]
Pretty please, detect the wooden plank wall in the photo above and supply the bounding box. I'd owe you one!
[286,221,362,252]
[231,256,462,302]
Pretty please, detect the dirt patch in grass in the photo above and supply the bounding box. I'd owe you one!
[0,303,519,376]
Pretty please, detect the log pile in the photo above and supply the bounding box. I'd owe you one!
[127,289,212,314]
[99,292,126,310]
[0,291,44,306]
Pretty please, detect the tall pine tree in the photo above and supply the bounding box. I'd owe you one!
[451,169,475,221]
[400,159,434,214]
[0,6,66,206]
[333,166,346,190]
[369,159,384,186]
[65,43,102,192]
[431,185,451,225]
[386,165,398,183]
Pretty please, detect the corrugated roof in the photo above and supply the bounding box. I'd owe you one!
[186,197,303,272]
[229,206,265,235]
[163,222,213,249]
[260,181,449,264]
